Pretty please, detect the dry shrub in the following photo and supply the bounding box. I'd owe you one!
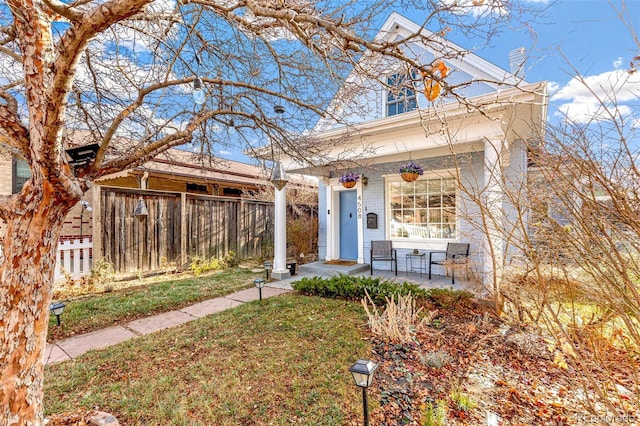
[362,290,437,344]
[287,213,318,263]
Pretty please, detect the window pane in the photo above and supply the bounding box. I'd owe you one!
[401,194,415,208]
[13,158,31,194]
[442,193,455,207]
[387,176,457,240]
[414,181,428,194]
[428,208,441,223]
[443,208,456,223]
[428,179,441,192]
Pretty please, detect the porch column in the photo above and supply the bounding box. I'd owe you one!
[483,137,506,293]
[272,185,290,279]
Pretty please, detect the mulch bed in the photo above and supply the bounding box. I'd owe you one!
[368,300,639,425]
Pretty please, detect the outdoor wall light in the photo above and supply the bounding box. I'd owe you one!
[254,278,266,300]
[192,77,206,105]
[270,161,289,190]
[349,359,378,426]
[80,200,92,212]
[263,261,272,280]
[79,200,92,240]
[49,302,66,326]
[133,197,148,219]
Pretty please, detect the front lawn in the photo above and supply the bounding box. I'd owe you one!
[48,268,260,341]
[45,294,371,425]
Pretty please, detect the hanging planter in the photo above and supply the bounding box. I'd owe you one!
[399,162,424,182]
[339,172,359,188]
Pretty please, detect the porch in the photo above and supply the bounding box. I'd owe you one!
[268,260,474,292]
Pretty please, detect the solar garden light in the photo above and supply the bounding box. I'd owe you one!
[263,261,272,280]
[49,302,66,326]
[349,359,378,426]
[254,278,266,301]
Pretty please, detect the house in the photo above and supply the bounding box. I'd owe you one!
[0,137,316,276]
[278,13,548,284]
[0,142,274,240]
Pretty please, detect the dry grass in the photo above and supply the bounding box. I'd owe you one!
[362,291,437,344]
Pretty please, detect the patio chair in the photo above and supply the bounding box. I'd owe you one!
[370,240,397,275]
[428,243,470,284]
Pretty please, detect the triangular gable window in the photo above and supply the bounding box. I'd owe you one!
[386,72,417,116]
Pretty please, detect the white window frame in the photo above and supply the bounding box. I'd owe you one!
[385,72,417,117]
[384,172,458,247]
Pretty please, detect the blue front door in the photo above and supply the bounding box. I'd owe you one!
[339,190,358,260]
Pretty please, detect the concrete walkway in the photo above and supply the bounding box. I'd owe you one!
[44,261,468,366]
[44,286,292,365]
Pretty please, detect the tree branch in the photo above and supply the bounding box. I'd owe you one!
[40,0,84,22]
[0,103,29,154]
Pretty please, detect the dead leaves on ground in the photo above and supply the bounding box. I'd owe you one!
[369,301,639,425]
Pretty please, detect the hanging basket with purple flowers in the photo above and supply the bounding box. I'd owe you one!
[339,172,359,188]
[399,162,424,182]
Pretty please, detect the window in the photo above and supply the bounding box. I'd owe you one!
[388,176,457,240]
[12,157,31,194]
[386,72,417,116]
[186,182,209,194]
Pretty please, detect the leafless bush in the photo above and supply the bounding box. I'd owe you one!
[362,290,436,344]
[453,30,640,415]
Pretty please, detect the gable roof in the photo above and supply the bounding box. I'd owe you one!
[377,12,523,86]
[315,12,526,132]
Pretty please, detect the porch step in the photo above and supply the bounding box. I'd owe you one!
[298,261,370,277]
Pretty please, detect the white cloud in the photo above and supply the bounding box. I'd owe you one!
[547,81,560,96]
[218,150,232,156]
[613,57,624,69]
[551,69,640,123]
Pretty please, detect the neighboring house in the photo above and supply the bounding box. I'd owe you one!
[280,13,548,283]
[1,139,316,276]
[0,145,275,242]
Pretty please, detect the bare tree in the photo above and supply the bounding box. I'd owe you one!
[452,6,640,414]
[0,0,542,423]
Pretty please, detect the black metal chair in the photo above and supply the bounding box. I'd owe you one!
[428,243,470,284]
[370,240,397,275]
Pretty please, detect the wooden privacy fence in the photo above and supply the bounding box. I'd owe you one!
[96,187,274,274]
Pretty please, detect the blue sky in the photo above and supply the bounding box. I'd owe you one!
[452,0,640,127]
[219,0,639,163]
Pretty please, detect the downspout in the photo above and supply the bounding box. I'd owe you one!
[141,171,149,190]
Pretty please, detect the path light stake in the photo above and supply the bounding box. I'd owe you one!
[254,278,266,301]
[349,359,378,426]
[263,261,272,280]
[49,302,66,326]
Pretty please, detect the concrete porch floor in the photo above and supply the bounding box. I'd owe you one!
[268,260,474,292]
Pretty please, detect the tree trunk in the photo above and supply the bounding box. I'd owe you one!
[0,181,75,425]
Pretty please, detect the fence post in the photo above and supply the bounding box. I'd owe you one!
[92,184,102,265]
[180,192,187,271]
